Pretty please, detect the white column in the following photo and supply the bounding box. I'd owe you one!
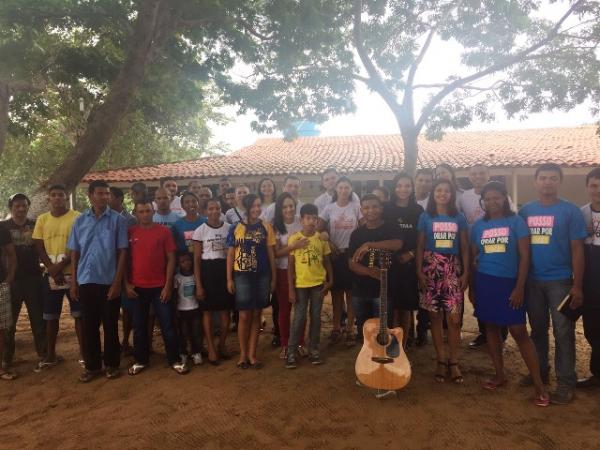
[511,169,518,207]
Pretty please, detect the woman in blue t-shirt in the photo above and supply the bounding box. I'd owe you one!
[416,179,469,384]
[470,182,549,406]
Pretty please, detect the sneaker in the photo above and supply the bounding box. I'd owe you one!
[308,353,323,365]
[468,334,486,349]
[297,346,308,357]
[78,359,85,368]
[550,385,574,405]
[285,355,298,369]
[191,353,203,365]
[106,366,121,379]
[33,357,59,373]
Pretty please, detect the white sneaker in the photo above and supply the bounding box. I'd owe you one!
[191,353,203,365]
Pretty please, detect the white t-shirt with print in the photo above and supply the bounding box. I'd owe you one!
[275,219,303,270]
[314,191,359,215]
[320,201,362,250]
[174,273,198,311]
[192,222,229,260]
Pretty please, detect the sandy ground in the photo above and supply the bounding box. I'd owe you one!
[0,297,598,450]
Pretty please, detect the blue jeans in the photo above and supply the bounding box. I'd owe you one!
[289,285,323,356]
[527,279,576,388]
[133,287,180,365]
[352,295,380,340]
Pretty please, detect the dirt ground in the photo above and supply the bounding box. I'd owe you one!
[0,297,598,450]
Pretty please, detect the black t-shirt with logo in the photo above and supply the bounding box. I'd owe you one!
[383,202,423,252]
[348,222,403,298]
[0,219,41,279]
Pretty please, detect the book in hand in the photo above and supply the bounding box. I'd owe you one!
[557,294,582,322]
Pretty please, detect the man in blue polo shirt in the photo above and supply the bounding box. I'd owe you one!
[519,163,587,404]
[68,180,128,383]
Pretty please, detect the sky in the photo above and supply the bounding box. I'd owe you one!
[210,1,597,152]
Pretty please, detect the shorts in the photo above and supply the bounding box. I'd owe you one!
[233,271,271,311]
[201,259,234,311]
[332,251,353,291]
[0,282,11,329]
[390,263,419,312]
[43,275,81,320]
[419,251,463,314]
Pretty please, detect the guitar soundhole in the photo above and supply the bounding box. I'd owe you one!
[376,333,389,346]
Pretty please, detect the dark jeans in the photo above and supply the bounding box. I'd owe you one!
[4,275,46,365]
[178,308,202,355]
[270,291,280,337]
[289,285,323,356]
[527,279,576,388]
[79,283,120,371]
[133,287,180,365]
[352,295,380,341]
[583,291,600,378]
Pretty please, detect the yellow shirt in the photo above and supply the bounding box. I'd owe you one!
[289,231,331,288]
[32,210,80,275]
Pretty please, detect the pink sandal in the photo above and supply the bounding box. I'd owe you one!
[482,378,507,391]
[534,394,550,407]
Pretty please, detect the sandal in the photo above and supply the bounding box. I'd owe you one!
[172,362,189,375]
[128,363,147,376]
[434,361,447,383]
[249,361,264,370]
[329,329,342,343]
[345,332,356,347]
[482,378,507,391]
[534,393,550,407]
[0,369,17,380]
[237,361,249,370]
[448,362,464,384]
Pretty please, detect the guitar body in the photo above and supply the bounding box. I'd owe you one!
[355,318,412,391]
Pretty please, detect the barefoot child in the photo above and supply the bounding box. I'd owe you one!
[286,204,333,369]
[174,252,203,366]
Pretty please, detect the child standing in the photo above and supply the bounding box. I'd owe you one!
[286,204,333,369]
[174,252,203,366]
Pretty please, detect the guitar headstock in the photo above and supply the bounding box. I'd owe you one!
[367,249,393,269]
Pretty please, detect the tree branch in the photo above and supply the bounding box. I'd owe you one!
[414,0,585,133]
[405,27,436,90]
[351,0,400,114]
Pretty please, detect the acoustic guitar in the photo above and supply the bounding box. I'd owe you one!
[354,249,411,391]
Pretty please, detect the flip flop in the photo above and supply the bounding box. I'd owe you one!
[534,394,550,407]
[482,378,507,391]
[249,361,264,370]
[237,361,249,370]
[0,370,17,380]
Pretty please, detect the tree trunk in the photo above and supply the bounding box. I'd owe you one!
[399,125,419,176]
[0,81,8,155]
[29,0,172,216]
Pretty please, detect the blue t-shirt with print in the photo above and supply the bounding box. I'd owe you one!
[172,216,207,253]
[519,199,587,281]
[152,211,180,228]
[417,212,468,255]
[471,215,529,279]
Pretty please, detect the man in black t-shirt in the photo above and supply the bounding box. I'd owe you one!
[0,214,17,379]
[1,194,46,371]
[348,194,403,342]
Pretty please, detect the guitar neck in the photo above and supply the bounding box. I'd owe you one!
[380,268,387,334]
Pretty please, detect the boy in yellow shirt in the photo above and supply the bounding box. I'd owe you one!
[286,204,333,368]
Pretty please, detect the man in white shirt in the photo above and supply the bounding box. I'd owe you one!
[314,167,359,215]
[155,177,184,217]
[225,185,250,224]
[261,175,304,223]
[415,169,434,209]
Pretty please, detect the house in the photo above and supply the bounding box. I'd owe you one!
[83,125,600,207]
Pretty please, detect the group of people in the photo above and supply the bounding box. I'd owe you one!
[0,164,598,407]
